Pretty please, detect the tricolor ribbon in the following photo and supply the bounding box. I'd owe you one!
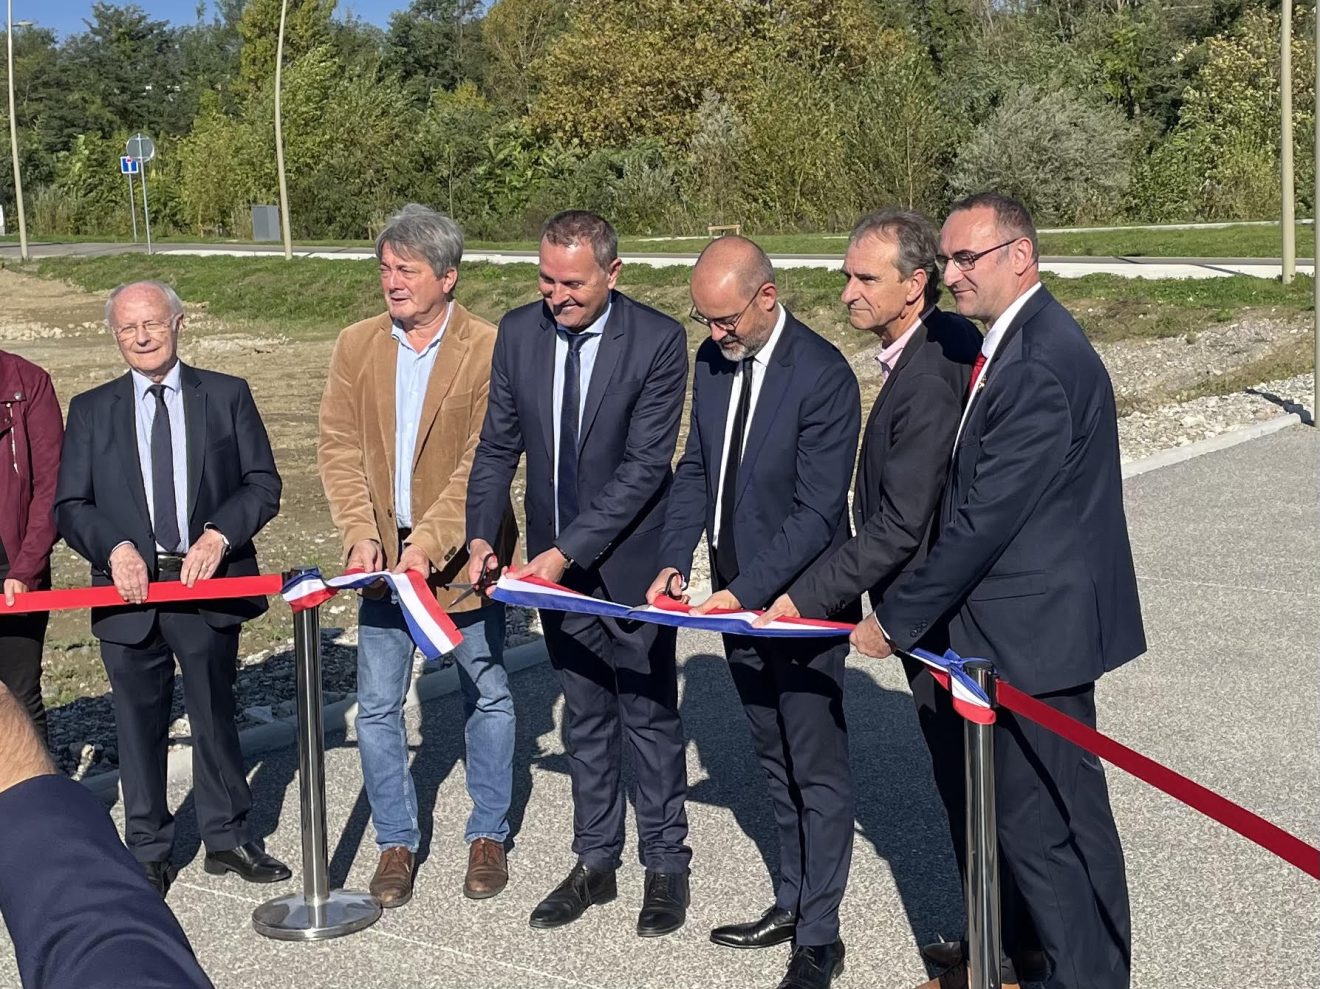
[281,568,462,661]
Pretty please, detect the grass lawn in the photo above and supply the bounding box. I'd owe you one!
[17,251,1317,353]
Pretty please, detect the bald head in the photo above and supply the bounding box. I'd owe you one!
[693,236,776,298]
[690,236,779,362]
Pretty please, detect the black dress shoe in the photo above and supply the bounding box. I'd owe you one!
[203,841,292,883]
[710,905,797,948]
[920,939,1047,983]
[777,940,845,989]
[142,860,178,898]
[528,863,617,929]
[636,870,688,937]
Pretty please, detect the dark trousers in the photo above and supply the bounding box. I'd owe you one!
[101,608,252,864]
[540,607,691,873]
[996,684,1131,989]
[0,612,49,743]
[725,633,854,946]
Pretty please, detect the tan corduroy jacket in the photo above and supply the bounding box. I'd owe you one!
[318,303,517,614]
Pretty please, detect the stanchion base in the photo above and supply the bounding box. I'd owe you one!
[252,889,382,941]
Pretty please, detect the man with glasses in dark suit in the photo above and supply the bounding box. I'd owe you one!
[55,280,290,899]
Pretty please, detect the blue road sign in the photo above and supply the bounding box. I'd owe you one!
[119,156,140,175]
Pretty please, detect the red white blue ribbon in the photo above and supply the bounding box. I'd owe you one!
[281,568,462,661]
[490,574,995,722]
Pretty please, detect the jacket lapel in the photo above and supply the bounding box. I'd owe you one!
[180,364,206,522]
[111,374,151,527]
[371,316,398,485]
[535,310,557,461]
[870,320,927,421]
[578,299,624,449]
[734,315,795,505]
[410,304,470,473]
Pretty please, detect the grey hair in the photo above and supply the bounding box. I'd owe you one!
[104,280,185,327]
[375,203,465,278]
[948,191,1039,261]
[541,210,619,272]
[850,208,941,307]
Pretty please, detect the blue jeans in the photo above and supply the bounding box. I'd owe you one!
[355,597,513,851]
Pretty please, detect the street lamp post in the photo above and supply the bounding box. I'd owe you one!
[1281,1,1295,284]
[5,6,31,261]
[273,0,292,260]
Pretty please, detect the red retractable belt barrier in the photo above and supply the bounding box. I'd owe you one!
[0,575,286,614]
[996,681,1320,881]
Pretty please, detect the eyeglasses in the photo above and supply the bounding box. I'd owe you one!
[935,239,1018,273]
[689,293,758,333]
[112,318,177,339]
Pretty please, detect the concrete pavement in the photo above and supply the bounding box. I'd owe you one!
[0,427,1316,988]
[0,239,1314,279]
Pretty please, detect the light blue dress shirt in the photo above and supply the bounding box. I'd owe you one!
[391,305,452,528]
[131,364,189,554]
[550,303,610,535]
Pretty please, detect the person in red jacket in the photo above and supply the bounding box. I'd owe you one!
[0,350,64,743]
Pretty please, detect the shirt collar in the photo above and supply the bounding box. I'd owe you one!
[748,304,787,370]
[981,281,1042,360]
[390,301,453,355]
[875,312,925,376]
[132,361,181,401]
[558,301,612,339]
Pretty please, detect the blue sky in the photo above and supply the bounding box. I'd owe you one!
[37,1,402,37]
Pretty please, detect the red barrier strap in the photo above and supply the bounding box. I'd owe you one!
[996,681,1320,881]
[0,575,286,614]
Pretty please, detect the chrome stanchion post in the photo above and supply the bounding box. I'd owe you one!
[253,568,381,940]
[964,660,1001,989]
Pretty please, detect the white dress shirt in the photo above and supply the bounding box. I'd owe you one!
[712,304,787,548]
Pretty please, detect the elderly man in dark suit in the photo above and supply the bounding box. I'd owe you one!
[858,193,1144,989]
[647,236,860,989]
[466,211,692,937]
[55,280,289,899]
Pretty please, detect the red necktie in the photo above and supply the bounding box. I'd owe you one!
[967,352,987,400]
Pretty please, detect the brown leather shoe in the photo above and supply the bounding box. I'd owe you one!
[369,846,415,908]
[464,837,508,899]
[916,963,1019,989]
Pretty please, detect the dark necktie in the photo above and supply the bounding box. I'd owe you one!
[557,332,590,533]
[716,359,754,585]
[148,384,181,553]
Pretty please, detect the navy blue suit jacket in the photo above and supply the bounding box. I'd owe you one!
[0,775,212,988]
[659,311,861,612]
[791,309,981,617]
[877,286,1145,694]
[54,363,282,645]
[466,292,687,605]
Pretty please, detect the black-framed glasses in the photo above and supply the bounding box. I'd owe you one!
[689,292,758,332]
[935,239,1018,273]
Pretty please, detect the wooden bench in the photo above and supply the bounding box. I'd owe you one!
[706,223,742,238]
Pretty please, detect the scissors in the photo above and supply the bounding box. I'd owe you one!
[664,571,687,602]
[447,552,499,607]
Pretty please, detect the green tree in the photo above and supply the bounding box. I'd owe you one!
[387,0,486,100]
[236,0,336,95]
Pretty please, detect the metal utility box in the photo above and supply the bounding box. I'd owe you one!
[251,205,281,242]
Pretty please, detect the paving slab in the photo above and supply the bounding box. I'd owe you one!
[1,426,1316,989]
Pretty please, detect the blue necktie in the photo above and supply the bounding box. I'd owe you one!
[557,332,589,533]
[148,384,181,553]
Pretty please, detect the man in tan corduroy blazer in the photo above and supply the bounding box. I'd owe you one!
[318,204,517,910]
